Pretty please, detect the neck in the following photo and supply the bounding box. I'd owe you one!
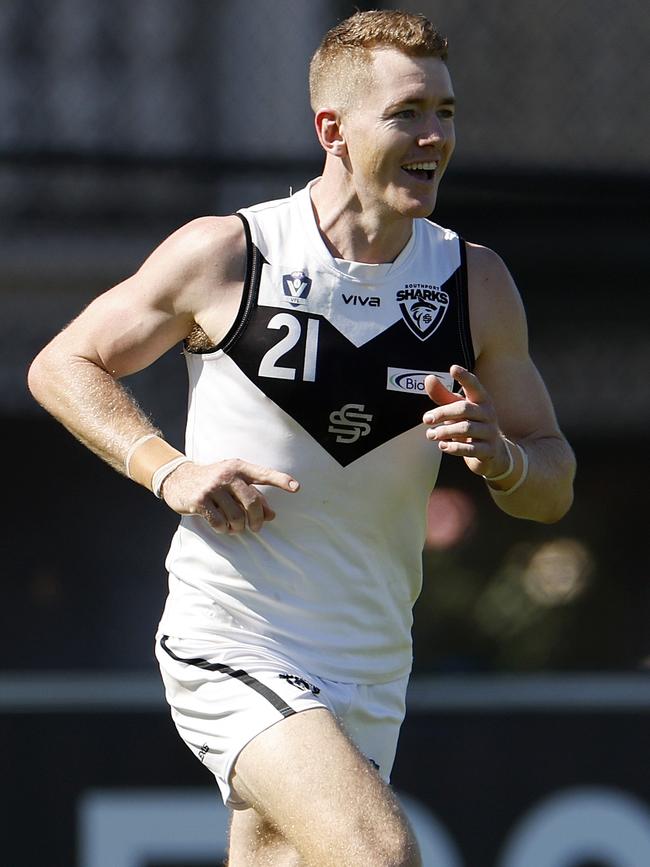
[309,165,413,264]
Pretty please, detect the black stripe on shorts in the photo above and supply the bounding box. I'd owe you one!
[160,635,296,718]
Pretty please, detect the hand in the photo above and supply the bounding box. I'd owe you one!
[160,458,300,534]
[422,365,510,479]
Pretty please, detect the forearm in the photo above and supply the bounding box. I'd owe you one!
[485,434,576,523]
[28,350,160,476]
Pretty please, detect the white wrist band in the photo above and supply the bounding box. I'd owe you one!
[482,438,515,482]
[151,456,192,499]
[125,434,158,478]
[491,443,529,496]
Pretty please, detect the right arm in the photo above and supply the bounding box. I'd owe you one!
[28,216,299,533]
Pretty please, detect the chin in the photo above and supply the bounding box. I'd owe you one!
[413,200,438,218]
[390,185,439,219]
[400,196,438,219]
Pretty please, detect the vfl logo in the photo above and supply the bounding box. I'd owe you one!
[279,673,321,695]
[328,404,373,444]
[396,284,449,341]
[282,270,312,304]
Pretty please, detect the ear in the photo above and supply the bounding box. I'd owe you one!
[314,109,348,158]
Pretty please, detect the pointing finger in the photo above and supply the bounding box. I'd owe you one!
[234,460,300,492]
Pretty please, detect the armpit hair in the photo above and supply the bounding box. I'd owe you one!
[185,322,216,353]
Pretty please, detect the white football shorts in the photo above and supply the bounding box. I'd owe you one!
[155,633,409,809]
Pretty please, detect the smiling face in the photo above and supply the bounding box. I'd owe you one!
[338,48,456,221]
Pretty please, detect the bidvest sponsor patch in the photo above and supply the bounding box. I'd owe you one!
[386,367,454,395]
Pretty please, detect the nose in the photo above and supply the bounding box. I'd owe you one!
[418,115,446,148]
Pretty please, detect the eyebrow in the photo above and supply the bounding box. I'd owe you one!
[387,95,456,111]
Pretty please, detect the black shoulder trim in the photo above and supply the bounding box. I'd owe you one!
[218,212,263,355]
[456,238,475,371]
[185,212,262,355]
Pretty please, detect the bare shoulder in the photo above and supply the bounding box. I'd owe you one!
[465,242,524,314]
[145,214,246,289]
[465,241,527,360]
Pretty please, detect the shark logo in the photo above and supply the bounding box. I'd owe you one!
[396,285,449,341]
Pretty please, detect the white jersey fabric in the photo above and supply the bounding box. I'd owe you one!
[158,180,474,684]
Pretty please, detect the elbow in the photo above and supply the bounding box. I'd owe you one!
[27,347,59,409]
[537,487,574,524]
[497,443,577,524]
[27,352,47,404]
[538,452,577,524]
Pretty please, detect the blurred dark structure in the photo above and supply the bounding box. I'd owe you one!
[2,0,649,674]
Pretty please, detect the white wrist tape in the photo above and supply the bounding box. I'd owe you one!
[125,434,158,479]
[125,434,185,492]
[491,442,529,496]
[482,438,515,482]
[151,456,192,499]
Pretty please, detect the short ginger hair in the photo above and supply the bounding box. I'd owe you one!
[309,9,448,113]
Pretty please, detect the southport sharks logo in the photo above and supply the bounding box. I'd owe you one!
[396,283,449,341]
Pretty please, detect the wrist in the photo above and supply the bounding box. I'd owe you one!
[485,439,529,496]
[125,434,188,496]
[482,436,514,482]
[151,456,192,499]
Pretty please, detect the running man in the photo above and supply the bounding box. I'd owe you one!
[29,10,575,866]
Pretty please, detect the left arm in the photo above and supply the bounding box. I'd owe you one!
[423,243,575,523]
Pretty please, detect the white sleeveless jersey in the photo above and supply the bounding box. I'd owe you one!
[159,180,474,684]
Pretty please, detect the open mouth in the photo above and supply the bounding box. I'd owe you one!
[401,161,438,181]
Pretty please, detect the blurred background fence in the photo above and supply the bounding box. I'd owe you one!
[2,1,649,864]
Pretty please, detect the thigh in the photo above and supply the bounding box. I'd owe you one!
[155,635,329,809]
[230,707,420,867]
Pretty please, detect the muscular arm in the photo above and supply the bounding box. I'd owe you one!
[28,216,240,470]
[423,243,575,523]
[28,216,299,532]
